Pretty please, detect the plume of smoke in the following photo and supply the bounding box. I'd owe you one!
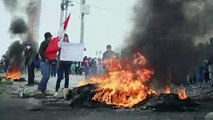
[26,0,41,44]
[126,0,213,85]
[2,0,41,73]
[7,41,25,71]
[9,17,28,34]
[3,0,18,13]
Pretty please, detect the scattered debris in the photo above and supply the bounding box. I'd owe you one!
[26,98,43,111]
[137,93,198,111]
[67,84,199,111]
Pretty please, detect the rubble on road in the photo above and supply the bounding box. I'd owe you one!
[26,98,43,111]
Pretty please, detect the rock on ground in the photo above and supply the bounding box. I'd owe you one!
[26,98,43,111]
[205,112,213,120]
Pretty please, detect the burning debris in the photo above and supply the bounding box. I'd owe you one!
[4,41,25,80]
[138,93,197,112]
[67,53,196,111]
[4,68,21,80]
[68,84,197,111]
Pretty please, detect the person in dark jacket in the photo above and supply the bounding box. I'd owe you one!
[54,34,72,96]
[102,45,118,61]
[24,43,37,86]
[102,45,118,74]
[37,32,52,94]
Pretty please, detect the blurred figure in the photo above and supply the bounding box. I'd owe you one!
[71,62,76,74]
[37,32,52,94]
[24,43,38,86]
[89,58,97,76]
[204,60,210,83]
[2,52,9,73]
[97,58,104,75]
[51,58,58,77]
[102,45,118,61]
[102,45,118,73]
[75,62,79,75]
[82,56,90,79]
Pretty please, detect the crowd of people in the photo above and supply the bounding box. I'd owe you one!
[187,60,212,85]
[1,32,212,96]
[0,32,118,96]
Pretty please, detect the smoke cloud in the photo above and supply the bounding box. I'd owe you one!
[3,0,18,13]
[2,0,41,73]
[9,18,28,34]
[7,41,25,71]
[126,0,213,85]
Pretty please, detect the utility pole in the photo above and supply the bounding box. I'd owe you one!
[60,0,65,26]
[80,0,86,44]
[60,0,74,26]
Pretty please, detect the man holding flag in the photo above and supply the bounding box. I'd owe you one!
[37,14,71,94]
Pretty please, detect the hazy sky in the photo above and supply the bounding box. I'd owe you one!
[0,0,137,57]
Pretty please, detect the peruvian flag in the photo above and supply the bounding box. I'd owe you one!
[45,14,71,60]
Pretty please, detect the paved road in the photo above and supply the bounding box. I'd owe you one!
[0,73,212,120]
[0,95,209,120]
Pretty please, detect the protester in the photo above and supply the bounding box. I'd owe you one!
[2,53,9,73]
[71,62,76,74]
[75,62,79,74]
[102,45,118,61]
[97,58,104,75]
[204,60,210,83]
[102,45,118,73]
[89,58,97,76]
[82,56,90,79]
[24,43,38,86]
[51,58,57,77]
[37,32,52,94]
[54,34,72,96]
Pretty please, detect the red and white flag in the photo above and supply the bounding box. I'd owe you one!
[45,14,71,60]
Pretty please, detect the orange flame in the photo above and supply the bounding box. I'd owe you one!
[80,53,154,108]
[164,86,171,94]
[79,52,187,108]
[177,86,187,99]
[4,68,21,80]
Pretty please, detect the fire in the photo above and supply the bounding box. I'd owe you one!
[163,85,187,99]
[4,68,21,80]
[177,86,187,99]
[80,52,154,108]
[79,52,187,108]
[164,86,171,94]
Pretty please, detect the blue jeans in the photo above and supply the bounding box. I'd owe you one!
[38,62,50,92]
[55,62,71,92]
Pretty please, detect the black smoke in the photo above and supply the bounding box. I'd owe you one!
[9,18,28,34]
[7,41,25,71]
[2,0,40,73]
[126,0,213,85]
